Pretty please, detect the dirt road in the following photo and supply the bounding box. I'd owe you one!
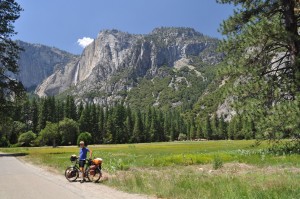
[0,153,154,199]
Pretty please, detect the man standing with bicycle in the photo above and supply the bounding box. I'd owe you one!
[79,141,92,183]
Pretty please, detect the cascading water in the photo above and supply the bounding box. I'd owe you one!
[74,62,80,86]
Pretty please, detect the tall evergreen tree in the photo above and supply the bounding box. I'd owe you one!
[218,116,227,140]
[90,103,99,143]
[0,0,24,114]
[150,109,159,142]
[98,106,104,143]
[132,110,143,143]
[79,104,91,133]
[31,98,39,134]
[38,98,48,130]
[218,0,300,141]
[204,116,212,140]
[125,107,134,142]
[69,96,77,120]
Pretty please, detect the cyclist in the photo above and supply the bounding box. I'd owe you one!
[79,141,92,183]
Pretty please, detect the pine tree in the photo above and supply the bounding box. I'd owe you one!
[0,0,24,114]
[113,104,126,144]
[189,123,195,140]
[69,96,77,120]
[204,116,212,140]
[79,104,91,133]
[98,106,104,143]
[233,115,243,140]
[38,98,48,130]
[90,103,99,143]
[150,109,159,142]
[163,112,170,141]
[211,115,219,139]
[196,123,203,139]
[77,102,84,120]
[65,95,70,119]
[56,100,64,122]
[31,98,39,134]
[144,107,152,137]
[125,107,134,142]
[218,116,227,140]
[132,110,143,143]
[218,0,300,142]
[157,110,165,141]
[104,109,114,144]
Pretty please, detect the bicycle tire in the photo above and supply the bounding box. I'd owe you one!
[65,166,79,182]
[87,167,102,182]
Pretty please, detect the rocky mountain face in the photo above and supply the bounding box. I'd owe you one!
[16,40,78,91]
[35,27,221,107]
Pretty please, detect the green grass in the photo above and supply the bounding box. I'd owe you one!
[1,140,300,199]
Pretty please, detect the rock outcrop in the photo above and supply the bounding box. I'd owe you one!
[16,40,78,90]
[35,27,221,104]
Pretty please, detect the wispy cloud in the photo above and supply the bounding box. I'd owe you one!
[77,37,94,48]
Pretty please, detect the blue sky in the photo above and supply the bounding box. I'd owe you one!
[14,0,235,54]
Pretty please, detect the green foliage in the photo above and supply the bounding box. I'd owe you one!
[77,132,92,146]
[38,122,59,147]
[0,0,24,113]
[216,0,300,143]
[59,118,79,145]
[178,133,187,141]
[10,121,26,144]
[18,131,36,146]
[0,136,10,147]
[127,62,218,111]
[212,155,223,170]
[131,110,144,143]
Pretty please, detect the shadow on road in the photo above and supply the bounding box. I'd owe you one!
[0,153,28,157]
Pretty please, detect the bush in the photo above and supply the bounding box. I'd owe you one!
[212,155,223,170]
[0,136,10,147]
[77,132,92,146]
[59,118,79,145]
[38,122,60,147]
[18,131,36,146]
[178,133,187,141]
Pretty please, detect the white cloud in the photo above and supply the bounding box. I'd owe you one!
[77,37,94,48]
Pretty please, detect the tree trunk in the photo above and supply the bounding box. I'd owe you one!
[53,139,56,148]
[281,0,300,92]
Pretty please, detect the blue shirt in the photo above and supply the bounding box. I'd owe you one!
[79,147,90,160]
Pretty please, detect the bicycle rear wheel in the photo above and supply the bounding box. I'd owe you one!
[87,167,102,182]
[65,167,79,182]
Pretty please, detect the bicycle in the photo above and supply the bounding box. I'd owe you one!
[87,157,102,182]
[65,155,102,183]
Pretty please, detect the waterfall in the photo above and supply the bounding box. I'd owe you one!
[74,62,80,86]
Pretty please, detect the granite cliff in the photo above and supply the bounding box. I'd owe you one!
[35,27,221,107]
[16,40,78,91]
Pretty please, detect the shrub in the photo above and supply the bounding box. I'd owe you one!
[178,133,187,141]
[38,122,60,147]
[212,155,223,170]
[0,136,10,147]
[59,118,79,145]
[77,132,92,146]
[18,131,36,146]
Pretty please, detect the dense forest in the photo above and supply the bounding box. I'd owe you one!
[0,95,262,147]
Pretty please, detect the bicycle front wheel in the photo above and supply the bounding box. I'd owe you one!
[65,167,79,182]
[87,167,102,182]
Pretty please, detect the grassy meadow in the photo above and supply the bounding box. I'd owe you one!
[1,140,300,199]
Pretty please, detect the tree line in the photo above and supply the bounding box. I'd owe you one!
[0,95,263,147]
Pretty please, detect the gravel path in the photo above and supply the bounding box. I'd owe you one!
[0,153,154,199]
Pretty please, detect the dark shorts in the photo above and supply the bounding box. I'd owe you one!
[79,160,86,168]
